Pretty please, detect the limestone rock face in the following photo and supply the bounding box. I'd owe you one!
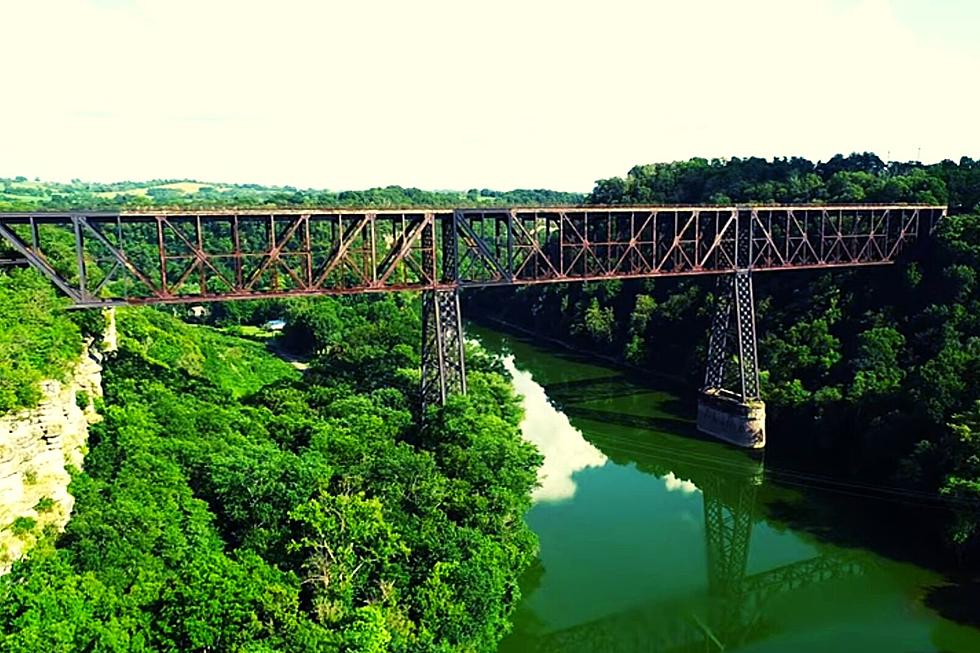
[0,340,105,574]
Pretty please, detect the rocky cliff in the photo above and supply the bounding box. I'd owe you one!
[0,314,113,573]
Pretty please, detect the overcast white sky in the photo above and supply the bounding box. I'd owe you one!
[1,0,977,192]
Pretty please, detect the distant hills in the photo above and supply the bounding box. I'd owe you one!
[0,177,585,211]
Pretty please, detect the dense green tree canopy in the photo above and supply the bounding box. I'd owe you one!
[469,152,980,560]
[0,295,541,652]
[589,153,977,210]
[0,178,584,212]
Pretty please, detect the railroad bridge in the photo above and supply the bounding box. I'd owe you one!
[0,204,946,447]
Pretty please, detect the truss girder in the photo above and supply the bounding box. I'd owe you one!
[0,205,945,306]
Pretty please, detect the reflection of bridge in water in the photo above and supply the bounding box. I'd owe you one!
[534,465,864,652]
[523,375,866,652]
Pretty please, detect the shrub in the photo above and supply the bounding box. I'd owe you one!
[34,497,56,513]
[11,516,36,537]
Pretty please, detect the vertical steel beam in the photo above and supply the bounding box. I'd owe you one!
[420,288,467,410]
[704,274,734,391]
[72,214,88,302]
[702,270,761,402]
[443,211,458,283]
[156,216,168,296]
[507,209,515,280]
[30,217,39,251]
[420,215,466,412]
[733,270,760,401]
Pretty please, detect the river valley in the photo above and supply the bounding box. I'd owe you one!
[468,326,980,653]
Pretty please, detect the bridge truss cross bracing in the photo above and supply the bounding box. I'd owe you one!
[0,205,945,423]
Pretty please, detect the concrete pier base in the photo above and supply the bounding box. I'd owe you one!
[696,389,766,449]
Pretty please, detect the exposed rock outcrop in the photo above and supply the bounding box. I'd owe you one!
[0,316,113,574]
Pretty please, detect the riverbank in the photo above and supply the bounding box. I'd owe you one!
[491,320,974,568]
[470,325,980,653]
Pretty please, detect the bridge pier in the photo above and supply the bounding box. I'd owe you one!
[420,289,467,412]
[697,270,766,448]
[419,210,466,412]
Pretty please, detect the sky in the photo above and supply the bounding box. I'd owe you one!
[1,0,977,192]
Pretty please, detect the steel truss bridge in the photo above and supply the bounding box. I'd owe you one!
[0,205,946,416]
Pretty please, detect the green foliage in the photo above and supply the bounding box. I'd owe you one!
[11,517,36,538]
[765,316,842,380]
[577,297,616,344]
[589,153,962,206]
[116,308,299,398]
[927,402,980,550]
[0,177,584,212]
[33,497,56,513]
[0,269,83,413]
[0,295,539,652]
[848,327,906,401]
[625,294,656,363]
[289,493,407,626]
[283,295,421,395]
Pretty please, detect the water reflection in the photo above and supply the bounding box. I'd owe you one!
[470,325,980,653]
[519,450,866,652]
[663,472,699,495]
[503,354,607,503]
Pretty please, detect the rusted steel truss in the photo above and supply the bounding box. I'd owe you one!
[453,204,945,286]
[0,205,945,307]
[419,220,467,412]
[0,211,445,306]
[704,271,761,403]
[420,289,467,412]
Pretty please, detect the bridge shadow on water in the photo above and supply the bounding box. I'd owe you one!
[542,381,696,436]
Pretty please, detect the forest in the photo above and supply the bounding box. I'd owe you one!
[0,177,583,212]
[1,152,980,649]
[469,153,980,560]
[0,294,540,651]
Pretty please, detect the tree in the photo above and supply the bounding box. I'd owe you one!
[848,327,906,401]
[940,401,980,550]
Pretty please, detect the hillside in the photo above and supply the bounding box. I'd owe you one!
[0,177,584,211]
[0,300,540,652]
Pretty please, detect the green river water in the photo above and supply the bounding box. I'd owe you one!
[468,325,980,653]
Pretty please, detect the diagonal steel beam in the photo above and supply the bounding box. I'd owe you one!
[77,216,164,298]
[0,222,82,301]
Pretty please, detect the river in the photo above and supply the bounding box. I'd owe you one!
[467,325,980,653]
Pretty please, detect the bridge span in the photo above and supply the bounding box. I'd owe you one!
[0,204,946,447]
